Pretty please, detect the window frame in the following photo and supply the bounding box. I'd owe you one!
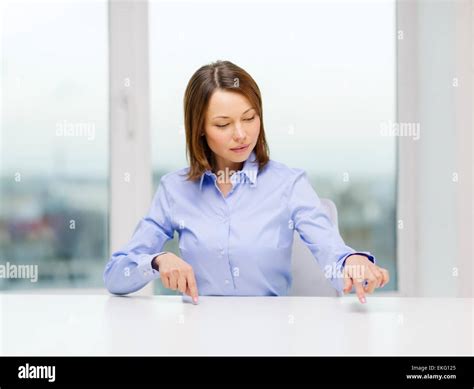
[109,0,154,295]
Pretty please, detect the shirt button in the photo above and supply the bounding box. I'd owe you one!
[224,279,230,285]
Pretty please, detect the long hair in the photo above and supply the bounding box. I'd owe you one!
[183,60,270,181]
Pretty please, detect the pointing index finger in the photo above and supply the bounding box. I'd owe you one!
[185,271,199,304]
[353,279,366,304]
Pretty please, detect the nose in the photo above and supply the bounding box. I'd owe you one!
[232,124,246,142]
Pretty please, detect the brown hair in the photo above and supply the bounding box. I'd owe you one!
[183,60,270,181]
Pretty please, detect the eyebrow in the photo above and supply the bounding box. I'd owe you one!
[212,107,255,119]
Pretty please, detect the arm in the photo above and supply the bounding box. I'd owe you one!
[103,178,175,295]
[287,169,377,295]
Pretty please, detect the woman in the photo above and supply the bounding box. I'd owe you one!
[104,60,389,304]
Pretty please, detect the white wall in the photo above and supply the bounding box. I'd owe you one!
[398,0,472,297]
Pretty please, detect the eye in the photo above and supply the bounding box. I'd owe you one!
[244,116,255,122]
[216,123,229,128]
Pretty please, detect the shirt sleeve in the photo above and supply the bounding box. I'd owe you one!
[103,177,175,295]
[287,169,376,294]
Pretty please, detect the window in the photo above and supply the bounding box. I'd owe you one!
[0,0,396,293]
[150,0,397,292]
[0,1,108,290]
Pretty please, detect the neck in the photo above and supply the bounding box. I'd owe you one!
[213,156,244,183]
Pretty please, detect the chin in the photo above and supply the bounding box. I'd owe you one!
[233,153,249,161]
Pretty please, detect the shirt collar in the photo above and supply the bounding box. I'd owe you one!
[199,150,259,191]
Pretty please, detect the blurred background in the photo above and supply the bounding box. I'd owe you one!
[0,0,471,297]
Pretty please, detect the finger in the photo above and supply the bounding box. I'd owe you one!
[364,269,378,294]
[364,279,377,294]
[353,279,366,303]
[160,272,170,289]
[343,274,353,294]
[185,271,199,303]
[169,269,179,290]
[370,266,384,287]
[380,268,390,287]
[343,263,355,293]
[177,273,187,294]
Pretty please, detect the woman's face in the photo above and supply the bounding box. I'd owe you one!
[203,89,261,171]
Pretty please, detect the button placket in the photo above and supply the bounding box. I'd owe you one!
[223,201,235,289]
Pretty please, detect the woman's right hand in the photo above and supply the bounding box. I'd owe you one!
[153,252,199,303]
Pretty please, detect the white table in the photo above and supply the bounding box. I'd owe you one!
[1,294,472,356]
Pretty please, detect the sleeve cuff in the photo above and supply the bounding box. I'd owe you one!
[341,251,376,269]
[134,252,166,281]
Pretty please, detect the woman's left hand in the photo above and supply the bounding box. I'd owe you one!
[342,254,390,304]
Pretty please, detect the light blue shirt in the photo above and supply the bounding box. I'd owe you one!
[104,150,375,296]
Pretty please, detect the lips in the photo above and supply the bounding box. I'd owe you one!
[230,144,249,151]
